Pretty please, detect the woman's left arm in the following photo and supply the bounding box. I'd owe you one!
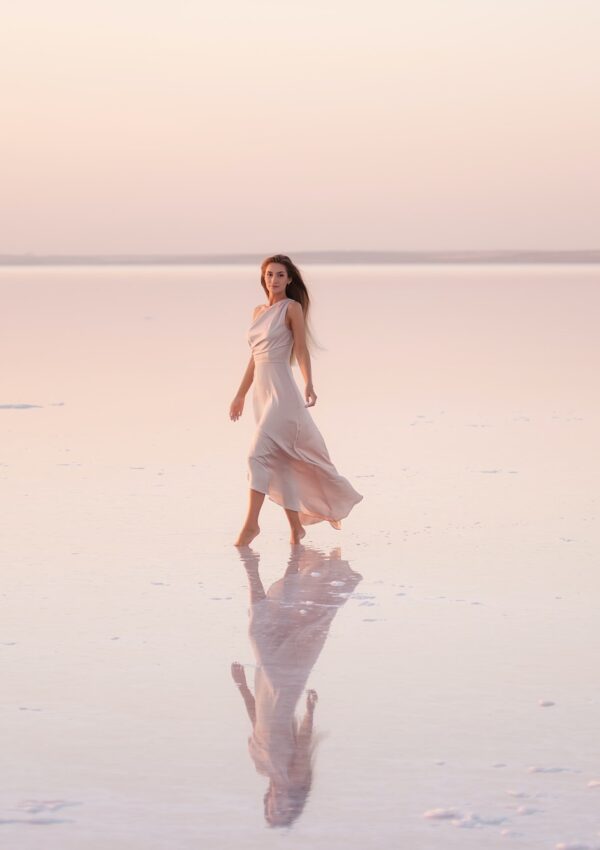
[288,301,317,407]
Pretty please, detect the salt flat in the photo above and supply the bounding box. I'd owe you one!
[1,264,599,849]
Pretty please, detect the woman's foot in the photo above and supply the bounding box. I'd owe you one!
[290,526,306,545]
[234,523,260,546]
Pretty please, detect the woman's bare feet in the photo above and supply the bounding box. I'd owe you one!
[234,523,260,546]
[290,525,306,545]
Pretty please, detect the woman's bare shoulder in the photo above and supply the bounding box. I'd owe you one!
[252,304,266,320]
[286,299,304,320]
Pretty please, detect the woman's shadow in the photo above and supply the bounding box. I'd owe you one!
[231,544,362,828]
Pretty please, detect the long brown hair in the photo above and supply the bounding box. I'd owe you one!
[260,254,324,366]
[262,724,321,828]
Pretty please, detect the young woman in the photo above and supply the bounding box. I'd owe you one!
[229,254,363,546]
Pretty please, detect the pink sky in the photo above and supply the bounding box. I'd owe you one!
[1,0,599,253]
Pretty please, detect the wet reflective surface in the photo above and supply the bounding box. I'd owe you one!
[1,264,599,848]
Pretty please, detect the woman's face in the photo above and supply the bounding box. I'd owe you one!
[264,263,291,300]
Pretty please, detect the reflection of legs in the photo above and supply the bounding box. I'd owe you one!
[284,507,306,545]
[234,488,265,546]
[242,555,266,605]
[283,553,300,579]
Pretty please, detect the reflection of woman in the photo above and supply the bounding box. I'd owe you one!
[231,544,362,827]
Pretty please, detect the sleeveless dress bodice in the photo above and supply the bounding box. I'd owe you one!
[247,298,294,364]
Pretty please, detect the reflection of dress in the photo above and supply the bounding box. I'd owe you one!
[246,546,362,781]
[246,298,363,528]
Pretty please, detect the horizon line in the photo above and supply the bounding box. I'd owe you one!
[1,249,600,266]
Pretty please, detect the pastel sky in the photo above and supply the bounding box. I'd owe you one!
[1,0,599,253]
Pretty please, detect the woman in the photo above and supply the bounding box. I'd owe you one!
[229,254,363,546]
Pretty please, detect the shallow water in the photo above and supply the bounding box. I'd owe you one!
[1,264,599,848]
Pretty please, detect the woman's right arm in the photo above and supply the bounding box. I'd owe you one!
[229,354,255,421]
[229,307,259,421]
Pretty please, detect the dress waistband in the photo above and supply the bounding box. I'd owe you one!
[253,354,289,364]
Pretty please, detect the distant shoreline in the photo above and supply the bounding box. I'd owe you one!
[1,250,599,266]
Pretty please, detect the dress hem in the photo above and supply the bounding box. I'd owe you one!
[248,484,363,530]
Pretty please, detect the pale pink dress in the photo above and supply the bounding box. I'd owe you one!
[246,298,363,528]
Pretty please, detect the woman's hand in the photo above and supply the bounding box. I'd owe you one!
[229,394,245,421]
[304,383,317,407]
[306,689,318,713]
[231,662,248,687]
